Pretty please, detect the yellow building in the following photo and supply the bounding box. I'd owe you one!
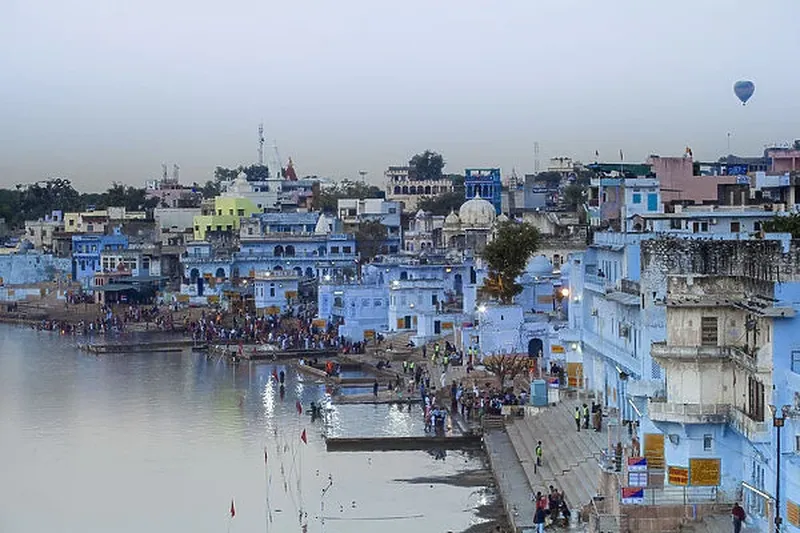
[63,207,147,233]
[192,196,258,240]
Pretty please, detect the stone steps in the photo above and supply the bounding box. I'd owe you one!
[506,398,606,511]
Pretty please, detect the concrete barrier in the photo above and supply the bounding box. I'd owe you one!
[325,435,482,452]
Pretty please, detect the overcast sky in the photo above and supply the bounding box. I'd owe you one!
[1,0,799,191]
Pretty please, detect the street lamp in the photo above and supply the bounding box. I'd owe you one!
[769,404,791,533]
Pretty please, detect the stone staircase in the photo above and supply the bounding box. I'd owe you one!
[506,398,609,511]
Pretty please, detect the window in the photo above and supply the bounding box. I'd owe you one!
[730,221,741,232]
[270,283,276,298]
[754,222,762,232]
[792,351,800,374]
[343,246,352,254]
[228,209,233,215]
[701,317,718,346]
[703,434,713,452]
[747,376,765,422]
[237,209,245,216]
[795,435,800,453]
[330,246,339,254]
[431,294,438,306]
[632,193,642,204]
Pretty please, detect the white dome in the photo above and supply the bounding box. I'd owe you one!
[445,210,460,227]
[415,209,427,219]
[527,255,554,277]
[496,213,510,223]
[458,196,496,229]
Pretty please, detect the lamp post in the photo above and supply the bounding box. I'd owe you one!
[770,404,790,533]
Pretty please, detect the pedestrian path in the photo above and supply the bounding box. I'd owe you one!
[506,398,608,512]
[680,514,759,533]
[483,427,537,532]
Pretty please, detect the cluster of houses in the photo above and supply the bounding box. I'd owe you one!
[3,146,800,529]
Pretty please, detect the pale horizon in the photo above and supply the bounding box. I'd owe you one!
[2,0,799,191]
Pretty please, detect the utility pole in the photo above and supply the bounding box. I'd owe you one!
[258,123,265,166]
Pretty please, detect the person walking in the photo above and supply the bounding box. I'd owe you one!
[533,504,546,533]
[731,502,746,533]
[535,441,543,469]
[574,406,581,431]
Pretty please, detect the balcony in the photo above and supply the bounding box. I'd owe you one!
[584,273,614,293]
[648,400,729,424]
[650,342,764,373]
[728,405,770,443]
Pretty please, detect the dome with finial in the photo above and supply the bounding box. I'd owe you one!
[445,210,460,227]
[496,213,509,223]
[458,195,496,229]
[415,209,427,219]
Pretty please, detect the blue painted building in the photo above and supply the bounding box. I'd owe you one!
[71,230,129,287]
[465,168,502,215]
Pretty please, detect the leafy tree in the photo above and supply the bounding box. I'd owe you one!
[103,183,159,212]
[214,166,240,181]
[417,191,464,216]
[481,221,540,304]
[198,180,221,199]
[317,180,384,213]
[483,354,532,386]
[17,178,82,223]
[355,219,388,264]
[534,171,563,187]
[763,214,800,237]
[562,183,587,210]
[409,150,445,181]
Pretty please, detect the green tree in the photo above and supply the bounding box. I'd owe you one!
[103,183,158,212]
[409,150,445,181]
[763,214,800,237]
[214,166,240,181]
[415,174,465,215]
[562,183,587,210]
[17,178,82,223]
[198,180,221,199]
[355,219,388,264]
[481,221,540,304]
[317,180,384,213]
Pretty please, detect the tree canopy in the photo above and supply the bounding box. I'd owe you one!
[409,150,445,181]
[763,214,800,237]
[481,221,540,304]
[416,174,465,215]
[316,180,384,213]
[214,164,271,181]
[355,219,388,264]
[0,178,158,229]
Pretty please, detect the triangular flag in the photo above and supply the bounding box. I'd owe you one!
[230,499,236,518]
[296,400,303,415]
[300,429,307,444]
[264,447,268,464]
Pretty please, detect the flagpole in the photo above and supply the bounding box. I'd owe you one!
[320,474,333,533]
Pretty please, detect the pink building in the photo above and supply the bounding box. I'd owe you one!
[648,156,736,205]
[768,149,800,173]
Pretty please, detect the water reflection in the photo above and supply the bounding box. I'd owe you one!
[0,326,494,533]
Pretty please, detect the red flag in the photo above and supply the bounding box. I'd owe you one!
[230,499,236,518]
[300,429,307,444]
[264,447,268,464]
[296,400,303,415]
[271,368,278,380]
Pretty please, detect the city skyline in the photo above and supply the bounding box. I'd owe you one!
[2,0,799,190]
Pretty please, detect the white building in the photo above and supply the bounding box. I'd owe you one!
[385,166,455,211]
[253,271,300,315]
[317,283,389,342]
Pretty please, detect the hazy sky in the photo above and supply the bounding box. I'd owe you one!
[2,0,799,191]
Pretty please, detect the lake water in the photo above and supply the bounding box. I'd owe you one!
[0,325,497,533]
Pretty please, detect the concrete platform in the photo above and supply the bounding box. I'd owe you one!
[325,434,481,452]
[80,339,202,354]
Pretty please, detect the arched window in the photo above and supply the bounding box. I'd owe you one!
[305,267,314,278]
[394,186,401,194]
[410,186,417,194]
[424,186,431,194]
[215,267,226,279]
[285,245,295,257]
[190,268,200,283]
[334,296,343,307]
[317,246,326,257]
[293,267,302,276]
[400,271,408,280]
[402,186,408,194]
[273,265,283,271]
[274,245,284,257]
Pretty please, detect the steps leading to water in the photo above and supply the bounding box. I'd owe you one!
[506,398,608,511]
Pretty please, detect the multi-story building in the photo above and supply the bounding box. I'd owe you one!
[192,197,259,240]
[465,168,502,214]
[71,230,129,287]
[384,166,455,211]
[638,238,800,531]
[24,211,64,252]
[253,270,301,315]
[63,207,146,234]
[317,282,389,341]
[337,198,401,254]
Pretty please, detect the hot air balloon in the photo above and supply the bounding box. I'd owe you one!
[733,80,755,105]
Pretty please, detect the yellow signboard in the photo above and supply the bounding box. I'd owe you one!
[566,362,583,388]
[668,466,689,486]
[643,434,665,470]
[266,306,280,316]
[363,330,375,339]
[787,500,800,527]
[551,345,565,354]
[207,295,220,304]
[285,291,298,299]
[689,458,721,486]
[312,319,327,328]
[441,322,454,330]
[176,294,190,303]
